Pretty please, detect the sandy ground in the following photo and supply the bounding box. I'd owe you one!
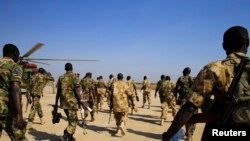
[1,86,205,141]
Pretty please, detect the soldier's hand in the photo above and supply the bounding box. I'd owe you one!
[162,132,170,141]
[15,116,27,130]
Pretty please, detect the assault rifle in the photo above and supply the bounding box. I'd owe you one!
[216,57,247,125]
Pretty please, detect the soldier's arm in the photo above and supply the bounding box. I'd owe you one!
[54,79,61,109]
[10,81,26,129]
[162,101,198,140]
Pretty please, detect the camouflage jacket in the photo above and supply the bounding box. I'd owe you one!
[30,72,49,97]
[175,75,192,96]
[112,80,132,112]
[0,57,22,114]
[142,79,151,92]
[156,79,165,93]
[80,77,96,100]
[159,80,175,97]
[188,52,246,110]
[58,71,80,110]
[96,78,106,95]
[126,79,136,97]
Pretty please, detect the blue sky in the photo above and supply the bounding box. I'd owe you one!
[1,0,250,83]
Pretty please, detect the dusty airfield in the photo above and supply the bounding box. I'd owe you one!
[2,85,204,141]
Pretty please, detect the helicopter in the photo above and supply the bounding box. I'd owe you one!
[18,43,98,93]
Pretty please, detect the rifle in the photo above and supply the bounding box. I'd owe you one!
[133,84,139,101]
[50,104,62,124]
[216,57,247,125]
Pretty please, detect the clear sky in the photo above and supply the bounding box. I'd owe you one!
[1,0,250,83]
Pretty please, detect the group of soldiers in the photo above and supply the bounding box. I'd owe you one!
[1,25,250,141]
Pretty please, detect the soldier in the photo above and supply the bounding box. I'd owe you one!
[174,67,196,140]
[158,75,177,126]
[106,74,116,106]
[54,63,89,141]
[96,76,107,110]
[111,73,132,136]
[141,76,152,109]
[155,74,166,98]
[26,67,50,129]
[0,44,27,140]
[126,75,138,114]
[162,26,250,141]
[80,72,96,122]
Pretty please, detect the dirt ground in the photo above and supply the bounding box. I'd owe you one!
[1,86,205,141]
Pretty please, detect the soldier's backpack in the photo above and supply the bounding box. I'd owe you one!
[216,57,250,125]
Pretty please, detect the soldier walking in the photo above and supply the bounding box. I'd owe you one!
[53,63,89,141]
[26,68,50,129]
[141,76,152,109]
[80,72,96,122]
[0,44,27,141]
[96,76,107,111]
[126,75,138,114]
[158,75,177,125]
[111,73,132,136]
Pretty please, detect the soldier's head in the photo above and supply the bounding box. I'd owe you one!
[38,67,46,74]
[99,75,103,79]
[183,67,191,76]
[143,76,147,80]
[161,75,165,80]
[109,74,114,79]
[117,73,123,80]
[3,44,20,62]
[166,75,171,80]
[223,26,249,55]
[65,63,73,71]
[86,72,92,78]
[127,75,131,80]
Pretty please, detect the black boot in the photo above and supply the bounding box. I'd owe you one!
[59,130,72,141]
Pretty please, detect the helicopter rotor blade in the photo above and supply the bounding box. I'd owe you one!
[27,58,98,62]
[22,43,44,58]
[27,60,50,65]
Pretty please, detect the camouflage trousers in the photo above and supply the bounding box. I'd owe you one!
[28,96,43,122]
[0,100,27,141]
[142,91,151,105]
[128,96,137,109]
[64,109,78,135]
[114,112,128,127]
[96,94,105,110]
[160,94,177,119]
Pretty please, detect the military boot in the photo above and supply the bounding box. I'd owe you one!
[119,122,126,136]
[141,104,145,108]
[40,117,45,125]
[148,104,151,109]
[59,130,72,141]
[90,116,95,122]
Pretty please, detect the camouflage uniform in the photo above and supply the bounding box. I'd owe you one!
[112,80,132,136]
[0,57,27,141]
[188,52,247,139]
[175,75,193,106]
[57,71,80,135]
[126,79,137,113]
[28,72,49,123]
[80,76,96,121]
[158,80,177,124]
[175,74,196,139]
[142,79,152,108]
[96,78,106,110]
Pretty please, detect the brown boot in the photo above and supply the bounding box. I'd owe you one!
[90,117,95,122]
[40,117,45,125]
